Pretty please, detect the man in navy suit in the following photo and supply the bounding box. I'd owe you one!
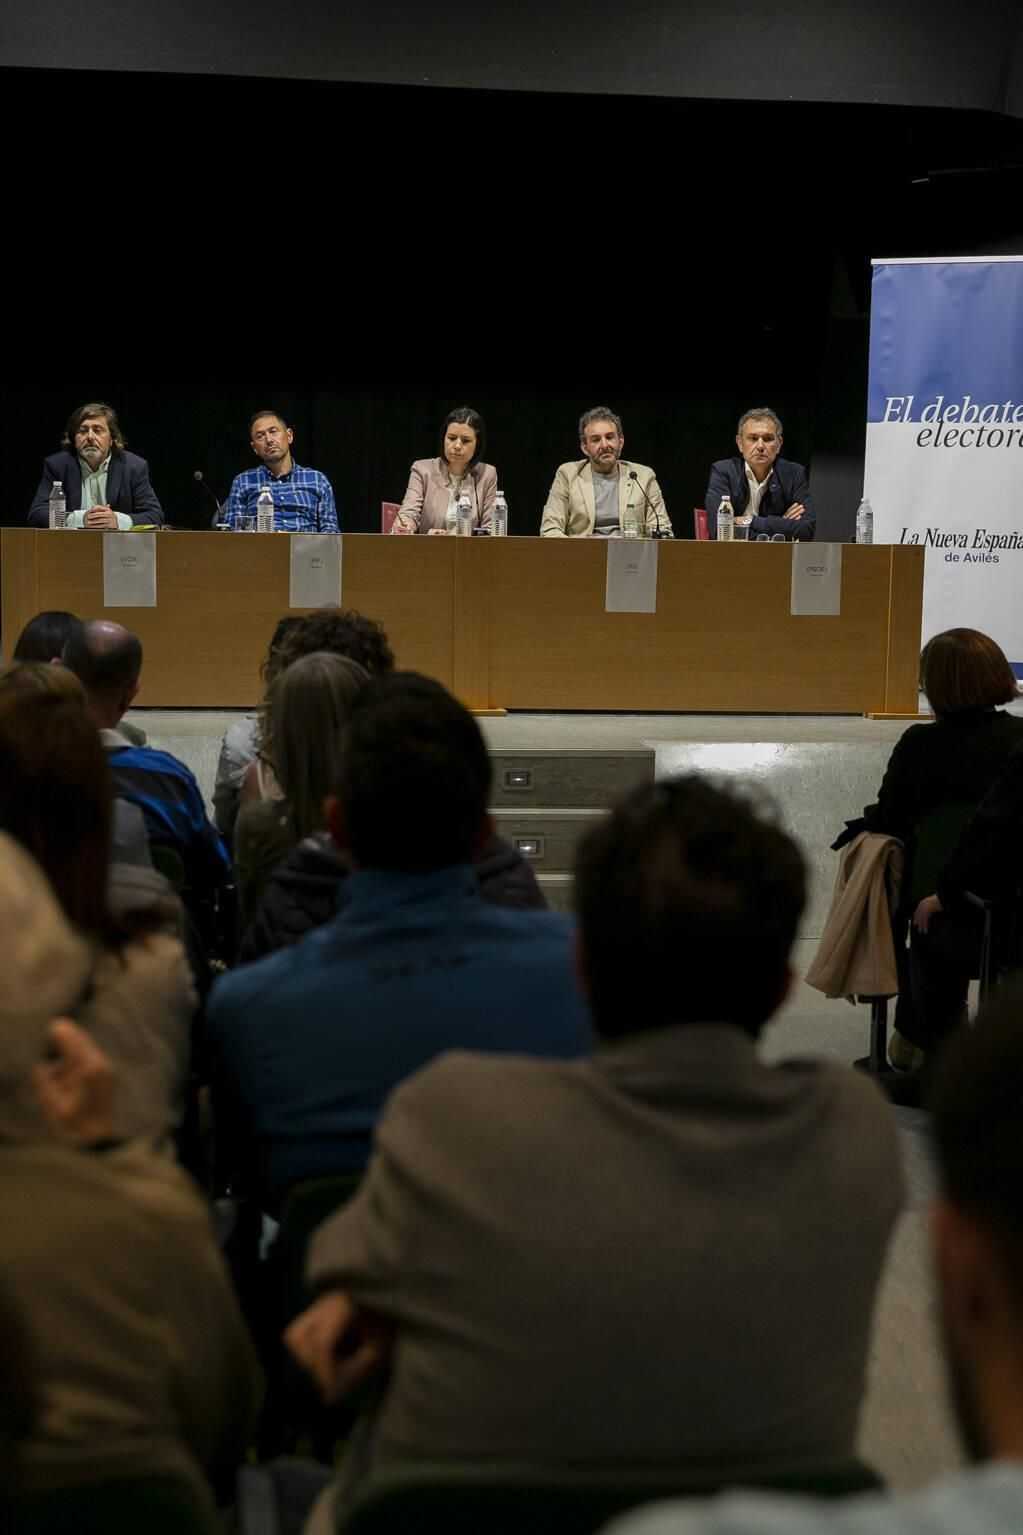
[704,407,815,540]
[28,402,164,529]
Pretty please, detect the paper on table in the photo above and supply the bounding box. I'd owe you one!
[290,534,342,608]
[605,538,658,613]
[790,542,843,616]
[102,532,156,607]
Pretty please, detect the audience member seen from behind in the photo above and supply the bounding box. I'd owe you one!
[12,610,83,664]
[602,983,1023,1535]
[391,407,497,534]
[61,620,229,895]
[0,690,195,1147]
[288,777,900,1509]
[0,833,258,1516]
[237,608,396,814]
[835,628,1023,1066]
[208,673,591,1209]
[27,401,164,530]
[0,661,150,867]
[212,616,301,838]
[234,652,368,933]
[242,786,546,963]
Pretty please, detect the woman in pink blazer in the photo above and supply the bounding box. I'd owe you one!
[391,407,498,534]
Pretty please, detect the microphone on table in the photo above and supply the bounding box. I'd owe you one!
[193,470,222,526]
[629,470,673,539]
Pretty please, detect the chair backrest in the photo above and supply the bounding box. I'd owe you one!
[693,507,710,540]
[15,1476,212,1535]
[909,800,979,908]
[150,843,187,890]
[276,1173,364,1320]
[381,502,400,535]
[342,1457,884,1535]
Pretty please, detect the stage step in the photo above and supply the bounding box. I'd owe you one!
[489,748,654,809]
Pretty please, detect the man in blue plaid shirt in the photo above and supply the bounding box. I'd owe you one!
[221,409,339,532]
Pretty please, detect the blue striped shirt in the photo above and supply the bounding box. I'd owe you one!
[221,461,339,533]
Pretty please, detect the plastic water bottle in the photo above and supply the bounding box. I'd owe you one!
[717,496,734,541]
[623,500,640,539]
[855,497,873,544]
[456,493,473,538]
[492,491,508,537]
[48,480,67,530]
[256,488,275,534]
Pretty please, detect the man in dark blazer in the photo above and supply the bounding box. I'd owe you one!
[704,406,815,540]
[28,402,164,529]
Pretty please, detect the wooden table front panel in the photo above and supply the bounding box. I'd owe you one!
[1,531,923,714]
[484,541,923,714]
[0,531,457,707]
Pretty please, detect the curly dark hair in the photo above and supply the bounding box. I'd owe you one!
[259,610,394,770]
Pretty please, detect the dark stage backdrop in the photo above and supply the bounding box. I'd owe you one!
[4,70,1023,541]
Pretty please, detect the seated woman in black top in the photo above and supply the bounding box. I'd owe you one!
[836,628,1023,1056]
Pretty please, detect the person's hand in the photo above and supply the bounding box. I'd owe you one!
[783,503,805,520]
[284,1291,393,1404]
[83,505,119,529]
[426,527,450,535]
[913,894,944,934]
[33,1019,117,1144]
[390,519,414,535]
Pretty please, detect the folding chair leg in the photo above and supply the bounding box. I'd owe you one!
[868,997,888,1075]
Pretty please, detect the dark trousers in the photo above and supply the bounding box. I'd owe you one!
[893,911,982,1052]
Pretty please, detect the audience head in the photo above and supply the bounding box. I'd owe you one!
[260,615,302,691]
[0,661,85,704]
[60,402,126,466]
[61,620,143,728]
[276,610,395,678]
[329,673,492,872]
[271,652,369,839]
[573,776,806,1040]
[0,692,114,943]
[439,407,486,473]
[928,986,1023,1459]
[12,611,84,664]
[919,628,1018,718]
[0,831,91,1145]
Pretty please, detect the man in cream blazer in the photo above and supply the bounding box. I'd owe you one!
[540,405,673,537]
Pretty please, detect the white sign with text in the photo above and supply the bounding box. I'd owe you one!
[790,542,843,616]
[102,532,156,607]
[290,534,342,609]
[605,539,658,613]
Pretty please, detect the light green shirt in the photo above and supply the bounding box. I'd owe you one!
[66,455,132,531]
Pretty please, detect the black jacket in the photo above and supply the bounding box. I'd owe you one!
[28,449,164,528]
[239,832,547,965]
[703,456,815,540]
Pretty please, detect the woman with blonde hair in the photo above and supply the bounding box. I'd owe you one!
[234,652,369,931]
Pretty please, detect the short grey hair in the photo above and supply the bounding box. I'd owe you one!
[737,407,783,438]
[579,406,623,441]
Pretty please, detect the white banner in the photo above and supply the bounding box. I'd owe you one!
[865,257,1023,672]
